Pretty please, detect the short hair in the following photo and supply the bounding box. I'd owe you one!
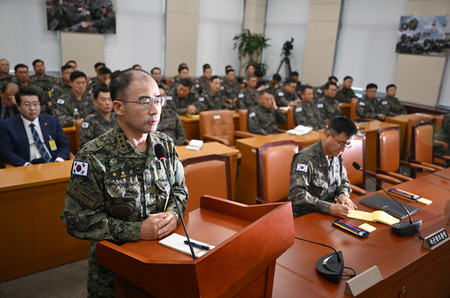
[225,65,233,72]
[98,66,112,75]
[272,73,282,81]
[291,71,299,77]
[366,83,378,90]
[246,64,255,70]
[70,71,87,82]
[132,64,142,69]
[386,84,397,91]
[93,85,110,99]
[328,76,338,82]
[255,69,264,78]
[343,76,353,81]
[1,82,18,93]
[247,74,257,80]
[210,75,220,82]
[324,82,337,90]
[61,64,73,72]
[94,62,105,69]
[327,116,357,138]
[300,85,313,93]
[15,86,41,105]
[110,68,152,101]
[66,60,77,65]
[14,63,28,72]
[285,78,297,85]
[258,89,273,98]
[32,59,44,67]
[178,65,189,73]
[225,68,235,75]
[179,78,192,88]
[151,67,161,74]
[202,63,211,72]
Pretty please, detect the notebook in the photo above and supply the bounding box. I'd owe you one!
[359,194,419,219]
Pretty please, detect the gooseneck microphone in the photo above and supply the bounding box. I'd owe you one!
[154,144,197,260]
[416,167,450,181]
[352,162,422,237]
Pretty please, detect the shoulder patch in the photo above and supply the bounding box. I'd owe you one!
[359,101,365,106]
[199,97,205,102]
[249,112,256,118]
[238,93,244,98]
[67,183,100,209]
[295,107,302,112]
[81,122,89,128]
[296,163,308,172]
[72,160,89,177]
[278,92,284,96]
[381,101,388,105]
[166,96,173,100]
[317,103,324,108]
[57,98,65,104]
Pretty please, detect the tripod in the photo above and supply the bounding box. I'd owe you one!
[275,55,292,80]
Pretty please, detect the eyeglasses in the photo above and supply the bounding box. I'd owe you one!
[116,95,165,109]
[330,133,352,149]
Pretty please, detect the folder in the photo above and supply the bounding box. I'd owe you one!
[359,194,418,219]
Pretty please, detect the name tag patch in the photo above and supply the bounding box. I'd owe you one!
[359,101,365,106]
[81,122,89,128]
[110,169,135,180]
[317,103,324,108]
[57,98,65,104]
[297,163,308,172]
[249,112,256,118]
[295,107,302,112]
[72,160,89,177]
[238,93,244,98]
[199,97,205,102]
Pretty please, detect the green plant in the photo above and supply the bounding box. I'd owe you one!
[233,29,270,74]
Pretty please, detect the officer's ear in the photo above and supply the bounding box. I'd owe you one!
[112,100,124,116]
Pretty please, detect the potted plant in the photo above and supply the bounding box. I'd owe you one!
[233,29,270,75]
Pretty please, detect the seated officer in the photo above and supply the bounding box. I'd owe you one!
[151,67,170,92]
[79,86,116,147]
[293,85,324,130]
[238,74,259,110]
[378,84,407,116]
[201,76,235,111]
[30,59,57,94]
[316,82,342,123]
[168,78,203,115]
[0,82,19,121]
[221,68,240,107]
[0,59,14,90]
[357,83,386,121]
[265,73,282,96]
[195,63,212,95]
[0,87,70,166]
[274,78,299,107]
[337,76,358,103]
[171,64,191,91]
[288,116,358,218]
[436,111,450,155]
[247,90,287,135]
[157,87,186,146]
[51,64,74,103]
[314,75,338,100]
[88,66,112,95]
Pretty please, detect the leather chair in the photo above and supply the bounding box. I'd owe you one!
[256,140,302,204]
[181,154,232,214]
[199,110,236,146]
[74,118,84,152]
[349,98,358,120]
[341,132,367,196]
[410,122,445,172]
[234,109,260,139]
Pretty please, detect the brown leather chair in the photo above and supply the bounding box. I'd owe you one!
[234,109,260,139]
[256,140,302,204]
[350,98,358,120]
[410,122,444,172]
[181,154,232,214]
[199,110,235,146]
[74,119,83,152]
[341,132,367,196]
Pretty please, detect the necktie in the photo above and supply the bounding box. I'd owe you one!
[29,123,52,163]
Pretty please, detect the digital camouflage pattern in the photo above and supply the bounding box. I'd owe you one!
[316,96,342,123]
[377,95,406,116]
[195,76,210,96]
[274,87,299,107]
[201,89,235,111]
[168,88,204,115]
[288,140,350,217]
[237,88,259,110]
[221,78,240,101]
[247,104,287,135]
[157,107,186,146]
[293,100,324,130]
[51,81,72,105]
[55,91,95,126]
[356,95,381,119]
[61,124,188,297]
[79,110,117,147]
[30,74,57,92]
[338,87,357,103]
[436,112,450,155]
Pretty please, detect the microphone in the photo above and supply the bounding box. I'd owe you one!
[154,143,197,260]
[352,162,422,237]
[416,167,450,181]
[295,237,347,283]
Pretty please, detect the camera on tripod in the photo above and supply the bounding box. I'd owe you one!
[282,38,294,56]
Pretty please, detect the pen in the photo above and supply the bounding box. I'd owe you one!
[184,240,210,251]
[335,195,343,205]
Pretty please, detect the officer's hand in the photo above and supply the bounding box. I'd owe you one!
[187,105,197,114]
[329,203,349,218]
[378,114,386,121]
[139,213,167,240]
[156,211,178,239]
[339,194,357,211]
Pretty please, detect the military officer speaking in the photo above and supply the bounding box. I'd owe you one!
[61,69,188,297]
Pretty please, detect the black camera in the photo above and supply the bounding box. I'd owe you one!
[282,38,294,56]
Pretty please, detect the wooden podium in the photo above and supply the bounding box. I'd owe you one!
[97,196,295,297]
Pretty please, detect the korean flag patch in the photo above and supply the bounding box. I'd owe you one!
[72,160,89,177]
[296,163,308,172]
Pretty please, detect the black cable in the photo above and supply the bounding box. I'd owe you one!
[342,266,356,278]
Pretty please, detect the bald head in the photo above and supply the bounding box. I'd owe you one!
[110,69,156,101]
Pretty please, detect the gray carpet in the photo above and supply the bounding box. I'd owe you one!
[0,259,88,298]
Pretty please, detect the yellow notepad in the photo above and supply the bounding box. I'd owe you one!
[348,210,400,226]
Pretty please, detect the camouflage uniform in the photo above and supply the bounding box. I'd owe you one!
[195,76,210,96]
[316,96,342,123]
[221,78,240,101]
[167,89,203,115]
[61,125,188,297]
[377,96,406,116]
[51,81,72,105]
[293,101,324,130]
[288,140,351,217]
[356,95,380,119]
[237,88,259,110]
[55,91,96,127]
[79,110,117,147]
[338,87,357,103]
[30,74,57,93]
[0,74,14,90]
[19,82,51,114]
[274,87,299,107]
[157,108,186,146]
[264,82,281,96]
[247,105,287,135]
[436,112,450,155]
[201,90,235,111]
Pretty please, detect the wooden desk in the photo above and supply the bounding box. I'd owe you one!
[235,131,323,205]
[355,120,399,172]
[385,113,436,160]
[0,161,89,282]
[340,102,351,118]
[273,169,450,297]
[177,142,240,200]
[180,112,240,140]
[63,126,77,155]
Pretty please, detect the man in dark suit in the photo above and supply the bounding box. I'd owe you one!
[0,87,71,166]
